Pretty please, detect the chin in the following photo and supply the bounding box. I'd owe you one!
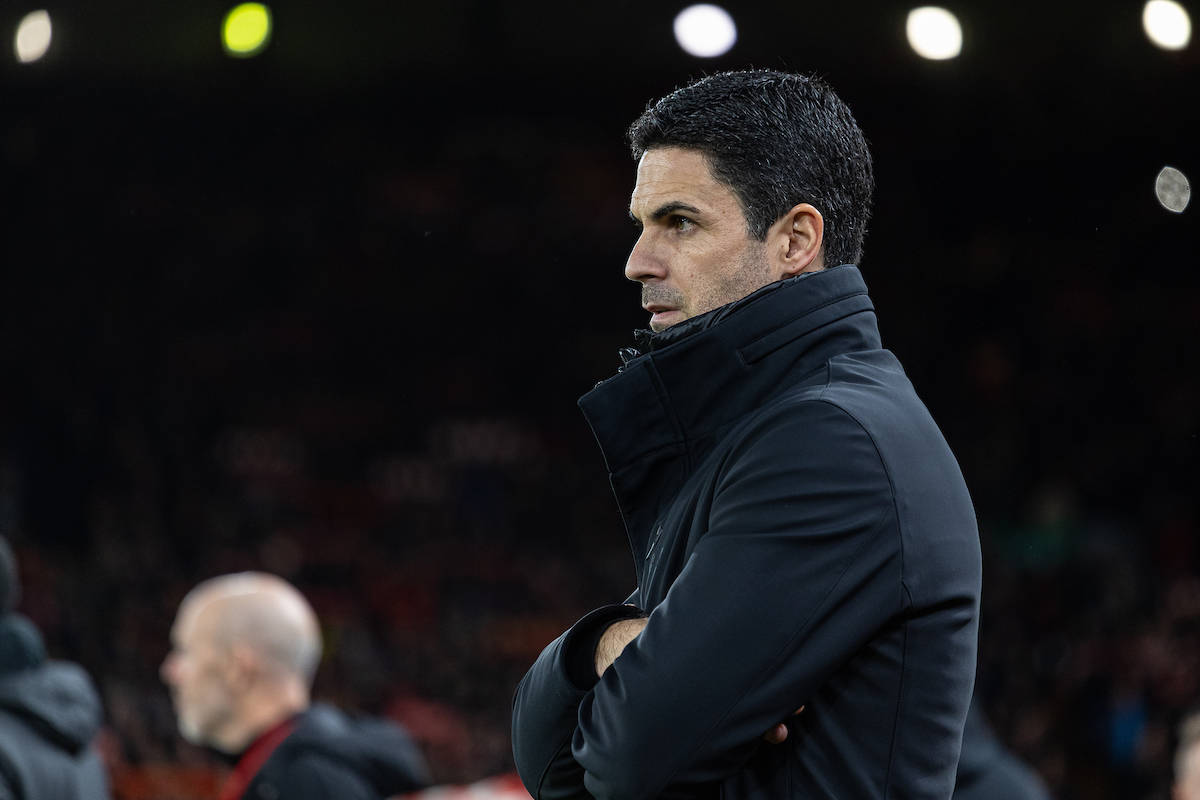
[177,709,218,748]
[178,718,205,745]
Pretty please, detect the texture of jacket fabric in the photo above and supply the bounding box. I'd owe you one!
[512,265,982,799]
[237,704,430,800]
[0,659,110,800]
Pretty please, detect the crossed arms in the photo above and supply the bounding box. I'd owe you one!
[511,403,902,800]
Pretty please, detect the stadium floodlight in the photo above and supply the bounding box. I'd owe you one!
[906,7,963,60]
[14,9,51,63]
[1143,0,1192,50]
[1155,166,1191,213]
[222,2,272,58]
[673,4,737,58]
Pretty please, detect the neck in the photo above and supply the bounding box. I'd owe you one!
[219,682,309,754]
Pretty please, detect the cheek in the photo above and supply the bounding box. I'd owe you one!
[688,260,749,308]
[671,249,722,302]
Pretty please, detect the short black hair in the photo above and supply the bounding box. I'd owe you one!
[628,70,875,267]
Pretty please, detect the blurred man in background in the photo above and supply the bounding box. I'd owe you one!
[0,537,109,799]
[1174,711,1200,800]
[512,70,981,799]
[161,571,429,800]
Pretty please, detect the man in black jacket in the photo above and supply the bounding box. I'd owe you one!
[0,537,109,799]
[512,70,982,799]
[161,572,429,800]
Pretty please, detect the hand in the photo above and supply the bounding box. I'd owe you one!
[762,707,805,744]
[594,617,649,677]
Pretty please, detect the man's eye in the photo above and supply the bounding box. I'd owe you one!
[671,215,695,231]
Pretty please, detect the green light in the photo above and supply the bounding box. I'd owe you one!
[222,3,271,57]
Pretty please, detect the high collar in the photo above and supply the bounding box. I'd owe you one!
[219,714,299,800]
[579,265,880,480]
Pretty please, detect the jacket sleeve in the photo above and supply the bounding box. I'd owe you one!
[572,400,903,800]
[512,600,644,799]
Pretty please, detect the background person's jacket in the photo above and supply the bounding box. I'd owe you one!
[236,703,430,800]
[954,697,1052,800]
[0,616,110,800]
[512,265,983,799]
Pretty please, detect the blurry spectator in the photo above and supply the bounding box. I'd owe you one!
[1173,712,1200,800]
[161,572,429,800]
[955,695,1051,800]
[0,537,109,799]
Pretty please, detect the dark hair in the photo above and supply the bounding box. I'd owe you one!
[628,70,875,267]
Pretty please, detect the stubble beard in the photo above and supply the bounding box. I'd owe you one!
[654,246,774,328]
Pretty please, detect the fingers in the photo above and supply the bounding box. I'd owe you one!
[763,706,806,744]
[762,723,789,744]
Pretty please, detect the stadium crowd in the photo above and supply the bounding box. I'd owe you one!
[1,71,1196,799]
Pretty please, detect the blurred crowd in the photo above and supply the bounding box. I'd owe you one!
[1,73,1196,799]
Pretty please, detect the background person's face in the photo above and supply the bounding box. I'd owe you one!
[160,601,236,748]
[625,147,774,332]
[1178,746,1200,800]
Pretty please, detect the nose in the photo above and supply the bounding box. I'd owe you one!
[625,232,667,284]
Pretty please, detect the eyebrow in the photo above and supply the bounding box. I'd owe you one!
[629,201,704,225]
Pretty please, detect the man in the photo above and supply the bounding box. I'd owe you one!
[0,536,109,799]
[1175,712,1200,800]
[161,572,429,800]
[512,70,982,799]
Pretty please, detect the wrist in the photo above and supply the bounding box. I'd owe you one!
[561,604,645,689]
[594,616,649,677]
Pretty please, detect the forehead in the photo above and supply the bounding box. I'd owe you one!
[630,147,738,213]
[172,593,217,645]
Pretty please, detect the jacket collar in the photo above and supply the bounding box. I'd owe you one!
[579,264,881,478]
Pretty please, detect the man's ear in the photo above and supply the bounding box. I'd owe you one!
[224,643,261,692]
[769,203,824,277]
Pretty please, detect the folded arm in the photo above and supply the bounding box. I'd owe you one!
[514,401,901,800]
[574,402,901,799]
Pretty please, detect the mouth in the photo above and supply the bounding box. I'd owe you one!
[644,304,682,331]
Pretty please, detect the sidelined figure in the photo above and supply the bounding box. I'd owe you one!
[162,572,429,800]
[0,536,109,799]
[512,70,982,799]
[1175,712,1200,800]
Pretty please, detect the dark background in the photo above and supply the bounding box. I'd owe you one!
[1,1,1197,797]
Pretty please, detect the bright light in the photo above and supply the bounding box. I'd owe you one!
[1143,0,1192,49]
[14,10,51,63]
[673,5,737,58]
[1155,166,1191,213]
[906,7,963,60]
[222,3,272,57]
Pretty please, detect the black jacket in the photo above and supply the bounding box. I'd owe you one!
[512,266,982,799]
[241,704,430,800]
[0,660,110,800]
